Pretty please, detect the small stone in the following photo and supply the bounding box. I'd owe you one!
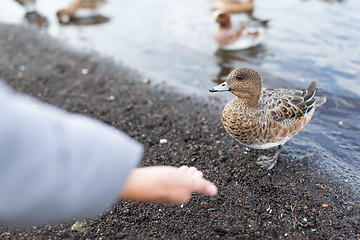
[123,208,129,214]
[322,203,328,207]
[143,78,150,84]
[338,121,343,125]
[107,96,115,101]
[20,65,26,71]
[81,68,89,74]
[71,220,86,232]
[159,139,167,144]
[59,90,67,95]
[212,225,228,234]
[200,201,209,208]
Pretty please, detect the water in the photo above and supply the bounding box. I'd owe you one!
[1,0,359,191]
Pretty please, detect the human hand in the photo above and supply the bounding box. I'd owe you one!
[119,166,217,204]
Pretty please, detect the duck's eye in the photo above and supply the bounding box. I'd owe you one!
[236,75,244,80]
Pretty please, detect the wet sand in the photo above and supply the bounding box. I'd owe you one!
[0,24,359,239]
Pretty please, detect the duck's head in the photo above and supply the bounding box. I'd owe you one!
[57,9,70,23]
[213,10,231,29]
[209,68,262,107]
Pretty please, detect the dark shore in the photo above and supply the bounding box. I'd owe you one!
[0,24,359,239]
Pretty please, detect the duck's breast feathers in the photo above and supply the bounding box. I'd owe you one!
[260,81,321,126]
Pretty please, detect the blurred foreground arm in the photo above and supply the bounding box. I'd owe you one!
[0,81,143,224]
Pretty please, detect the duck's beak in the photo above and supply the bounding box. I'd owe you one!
[209,82,230,92]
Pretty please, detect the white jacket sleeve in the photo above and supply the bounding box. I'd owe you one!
[0,82,143,224]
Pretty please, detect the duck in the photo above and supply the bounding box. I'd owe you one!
[56,0,106,24]
[14,0,36,12]
[212,0,254,14]
[209,68,326,170]
[213,10,267,51]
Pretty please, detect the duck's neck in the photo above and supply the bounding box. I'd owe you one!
[219,21,231,29]
[235,95,259,109]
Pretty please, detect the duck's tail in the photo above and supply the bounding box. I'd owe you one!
[303,81,326,108]
[315,96,326,107]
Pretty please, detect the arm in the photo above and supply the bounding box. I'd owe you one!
[0,82,143,224]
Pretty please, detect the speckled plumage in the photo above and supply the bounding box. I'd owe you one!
[210,68,326,169]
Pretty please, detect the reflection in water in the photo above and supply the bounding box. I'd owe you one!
[58,15,109,26]
[25,11,48,28]
[14,0,48,28]
[214,46,267,83]
[57,0,108,25]
[214,63,233,84]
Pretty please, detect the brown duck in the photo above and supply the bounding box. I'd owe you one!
[210,68,326,169]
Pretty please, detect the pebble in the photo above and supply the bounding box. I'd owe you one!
[71,220,87,232]
[107,95,115,101]
[159,139,167,144]
[81,68,89,74]
[143,78,150,84]
[200,201,209,208]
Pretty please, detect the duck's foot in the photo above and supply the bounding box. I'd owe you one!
[256,155,277,170]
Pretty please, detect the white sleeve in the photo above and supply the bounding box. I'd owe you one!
[0,82,143,224]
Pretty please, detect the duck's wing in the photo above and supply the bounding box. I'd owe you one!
[214,28,240,46]
[261,81,317,126]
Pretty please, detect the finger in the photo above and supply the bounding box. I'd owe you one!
[178,166,189,173]
[186,167,198,175]
[191,178,217,196]
[192,170,203,179]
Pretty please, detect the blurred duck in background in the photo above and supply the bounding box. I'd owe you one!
[213,10,267,51]
[212,0,254,14]
[15,0,36,12]
[14,0,48,28]
[57,0,108,25]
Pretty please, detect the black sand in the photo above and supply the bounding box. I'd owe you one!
[0,24,359,239]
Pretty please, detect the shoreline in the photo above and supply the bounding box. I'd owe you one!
[0,24,359,239]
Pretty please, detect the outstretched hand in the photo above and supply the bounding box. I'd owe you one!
[119,166,217,204]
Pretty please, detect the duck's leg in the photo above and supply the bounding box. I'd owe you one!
[256,144,284,170]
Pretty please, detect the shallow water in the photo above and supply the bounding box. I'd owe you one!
[1,0,360,191]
